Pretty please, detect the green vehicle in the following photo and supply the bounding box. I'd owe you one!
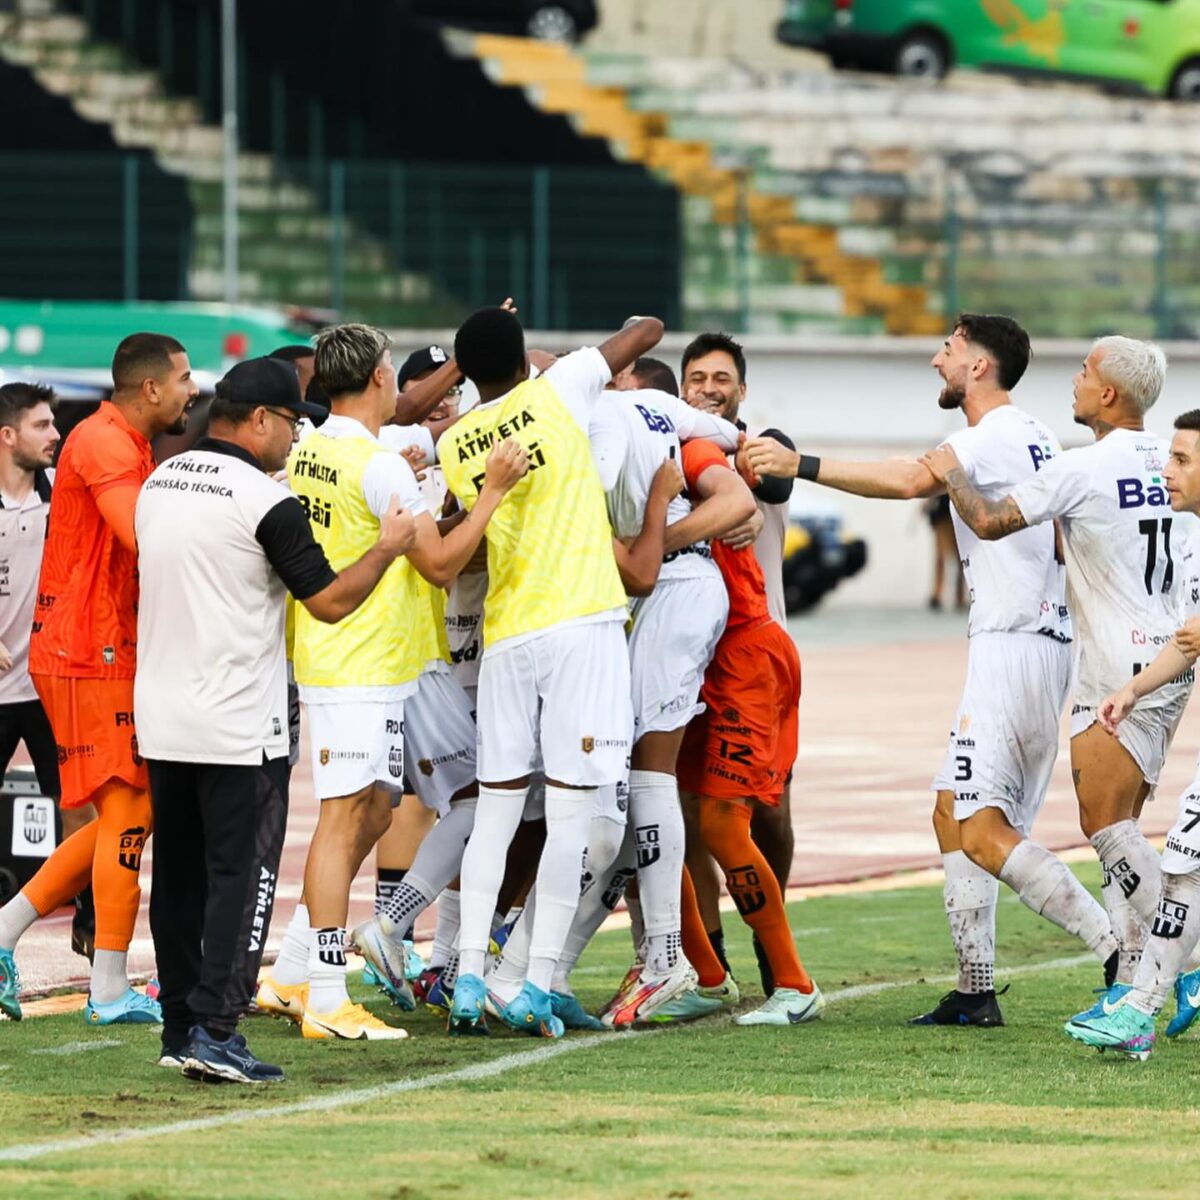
[776,0,1200,100]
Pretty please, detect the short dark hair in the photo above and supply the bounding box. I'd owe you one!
[111,332,186,392]
[681,332,746,385]
[1175,410,1200,433]
[0,382,56,430]
[631,357,678,396]
[954,313,1031,391]
[454,307,526,387]
[269,344,314,363]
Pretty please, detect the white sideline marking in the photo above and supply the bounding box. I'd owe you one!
[29,1040,121,1057]
[0,952,1098,1165]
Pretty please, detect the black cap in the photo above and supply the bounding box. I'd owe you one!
[397,344,450,388]
[304,376,331,428]
[219,357,326,417]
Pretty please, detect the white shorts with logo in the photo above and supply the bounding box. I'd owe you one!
[404,666,477,818]
[1069,693,1189,789]
[1162,755,1200,875]
[932,632,1070,836]
[477,619,633,788]
[521,777,628,824]
[629,575,728,739]
[306,698,407,803]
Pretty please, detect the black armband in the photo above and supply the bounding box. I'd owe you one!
[797,455,821,482]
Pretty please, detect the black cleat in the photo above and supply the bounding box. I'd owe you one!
[71,886,95,963]
[909,988,1005,1027]
[751,933,775,996]
[1104,950,1119,990]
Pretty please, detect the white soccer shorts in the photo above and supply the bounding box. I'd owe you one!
[1069,691,1188,790]
[305,698,407,803]
[476,618,633,788]
[932,631,1070,835]
[404,665,477,817]
[629,576,728,740]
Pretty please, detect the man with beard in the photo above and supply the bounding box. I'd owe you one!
[746,315,1119,1026]
[0,334,198,1024]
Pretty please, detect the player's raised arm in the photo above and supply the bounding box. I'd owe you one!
[921,443,1028,540]
[596,316,665,378]
[663,454,756,554]
[745,435,941,501]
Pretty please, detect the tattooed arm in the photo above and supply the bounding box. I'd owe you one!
[920,445,1028,541]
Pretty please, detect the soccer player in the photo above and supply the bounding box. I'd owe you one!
[746,316,1119,1026]
[1064,410,1200,1060]
[440,306,663,1036]
[921,336,1187,1020]
[263,323,526,1041]
[0,334,196,1024]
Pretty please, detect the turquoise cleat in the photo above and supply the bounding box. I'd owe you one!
[403,940,426,982]
[447,972,489,1036]
[1069,982,1131,1025]
[501,983,565,1039]
[0,948,22,1021]
[550,991,606,1031]
[1065,1000,1155,1062]
[1167,967,1200,1038]
[84,987,162,1026]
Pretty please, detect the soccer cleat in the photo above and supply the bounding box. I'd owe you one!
[1167,967,1200,1039]
[736,984,825,1027]
[551,991,606,1031]
[145,977,161,1001]
[0,948,22,1021]
[599,959,645,1022]
[488,918,516,961]
[1068,983,1131,1027]
[255,976,308,1025]
[424,971,455,1016]
[403,939,426,982]
[632,985,723,1025]
[351,917,416,1011]
[84,988,162,1026]
[301,999,408,1041]
[909,989,1004,1027]
[1103,950,1119,990]
[71,887,95,963]
[605,964,699,1029]
[182,1026,285,1084]
[1065,1001,1155,1062]
[447,972,489,1036]
[697,971,740,1008]
[500,982,565,1038]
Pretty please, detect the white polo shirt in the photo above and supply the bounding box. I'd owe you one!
[0,469,52,705]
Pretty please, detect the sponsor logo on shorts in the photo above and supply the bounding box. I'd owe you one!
[130,734,143,767]
[418,758,434,776]
[582,737,594,754]
[388,746,404,779]
[1071,704,1093,717]
[319,748,369,766]
[320,748,330,766]
[56,742,96,765]
[722,707,739,722]
[954,737,976,749]
[117,825,146,872]
[417,749,471,778]
[102,646,115,665]
[114,712,134,727]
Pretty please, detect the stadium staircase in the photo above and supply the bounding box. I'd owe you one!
[0,2,452,324]
[454,0,1200,338]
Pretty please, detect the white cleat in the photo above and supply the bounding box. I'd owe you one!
[351,916,416,1011]
[735,985,825,1027]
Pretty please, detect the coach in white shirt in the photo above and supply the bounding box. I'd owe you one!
[135,357,415,1084]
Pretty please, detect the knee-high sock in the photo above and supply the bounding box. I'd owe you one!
[1130,869,1200,1016]
[699,798,812,993]
[271,903,311,986]
[526,786,593,994]
[680,867,726,987]
[487,888,535,1003]
[457,786,527,980]
[89,782,152,984]
[430,889,460,970]
[629,770,686,975]
[1091,820,1160,982]
[552,817,634,994]
[943,850,998,995]
[381,800,476,939]
[999,839,1117,962]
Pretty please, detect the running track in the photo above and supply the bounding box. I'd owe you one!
[14,607,1200,994]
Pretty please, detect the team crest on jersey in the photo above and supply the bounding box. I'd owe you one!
[319,748,330,766]
[418,759,434,777]
[581,737,595,754]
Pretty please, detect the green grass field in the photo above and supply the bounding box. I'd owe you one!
[3,863,1200,1199]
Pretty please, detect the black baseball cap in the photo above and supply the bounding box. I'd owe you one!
[397,344,450,388]
[218,357,327,416]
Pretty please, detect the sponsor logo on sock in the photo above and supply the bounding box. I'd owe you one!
[728,865,766,917]
[1152,898,1189,940]
[316,928,347,968]
[1109,857,1141,900]
[601,867,636,912]
[117,826,146,871]
[635,824,661,869]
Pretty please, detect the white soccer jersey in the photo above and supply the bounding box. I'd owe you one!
[590,388,737,583]
[1012,427,1192,711]
[944,405,1070,642]
[1180,518,1200,621]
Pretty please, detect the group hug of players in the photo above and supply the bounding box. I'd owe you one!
[3,304,1200,1082]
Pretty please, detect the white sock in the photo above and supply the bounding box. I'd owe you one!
[384,801,476,942]
[0,892,39,951]
[430,890,460,970]
[89,948,129,1005]
[488,889,534,1005]
[272,903,311,986]
[458,785,527,980]
[549,815,630,993]
[999,839,1117,962]
[526,785,593,994]
[629,770,685,974]
[626,892,645,955]
[943,850,998,994]
[308,926,349,1012]
[1131,869,1200,1015]
[1091,820,1159,981]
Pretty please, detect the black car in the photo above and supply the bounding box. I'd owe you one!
[409,0,598,43]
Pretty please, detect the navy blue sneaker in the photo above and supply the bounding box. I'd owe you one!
[182,1026,284,1084]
